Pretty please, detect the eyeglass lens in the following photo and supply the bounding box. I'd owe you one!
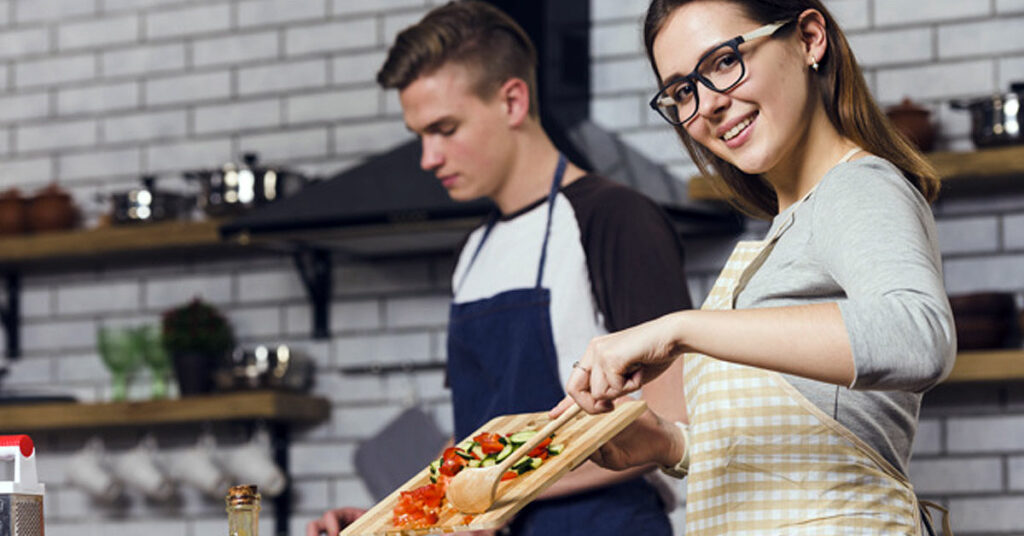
[657,44,745,124]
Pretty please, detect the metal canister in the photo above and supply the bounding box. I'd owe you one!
[0,435,45,536]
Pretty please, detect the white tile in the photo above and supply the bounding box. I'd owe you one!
[286,87,380,124]
[144,273,233,309]
[333,332,432,366]
[939,17,1024,59]
[57,281,140,315]
[1009,455,1024,490]
[331,0,423,16]
[238,269,305,303]
[384,295,449,329]
[591,0,648,21]
[238,0,327,27]
[238,58,328,96]
[332,476,374,506]
[193,98,282,135]
[285,19,376,56]
[101,43,186,78]
[592,57,656,94]
[145,3,231,40]
[22,319,96,352]
[17,119,97,153]
[1005,213,1024,250]
[910,457,1003,493]
[238,126,330,161]
[874,0,991,27]
[875,60,995,103]
[331,299,382,332]
[290,443,356,476]
[912,418,942,455]
[0,91,49,122]
[144,138,233,174]
[0,27,50,59]
[193,31,280,68]
[943,253,1024,295]
[948,496,1024,533]
[57,81,139,116]
[15,54,96,89]
[591,21,643,58]
[229,306,282,338]
[59,14,138,50]
[334,120,411,156]
[935,216,1000,255]
[848,27,932,68]
[332,49,388,86]
[823,0,870,31]
[15,0,97,23]
[948,414,1024,452]
[145,71,231,106]
[103,109,187,144]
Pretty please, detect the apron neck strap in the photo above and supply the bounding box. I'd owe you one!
[458,154,569,291]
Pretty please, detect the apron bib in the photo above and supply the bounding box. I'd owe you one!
[446,155,670,536]
[682,149,949,535]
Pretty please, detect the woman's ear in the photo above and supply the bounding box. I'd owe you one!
[499,77,531,127]
[796,9,828,69]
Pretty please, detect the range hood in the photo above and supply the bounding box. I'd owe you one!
[220,0,742,257]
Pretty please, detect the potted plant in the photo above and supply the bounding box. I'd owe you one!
[161,298,236,396]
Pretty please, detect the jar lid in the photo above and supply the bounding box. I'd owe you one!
[226,484,261,506]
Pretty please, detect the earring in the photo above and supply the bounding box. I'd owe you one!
[810,57,819,71]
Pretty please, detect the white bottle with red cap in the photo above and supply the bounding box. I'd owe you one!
[0,434,45,536]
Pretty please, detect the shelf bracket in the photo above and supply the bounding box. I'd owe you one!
[0,272,20,359]
[292,248,331,339]
[269,422,291,536]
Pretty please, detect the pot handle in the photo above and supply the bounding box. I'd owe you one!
[949,99,970,110]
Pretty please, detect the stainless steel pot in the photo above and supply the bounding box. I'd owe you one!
[108,176,193,224]
[951,82,1023,148]
[184,152,309,218]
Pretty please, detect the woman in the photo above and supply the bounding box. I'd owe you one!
[554,0,955,534]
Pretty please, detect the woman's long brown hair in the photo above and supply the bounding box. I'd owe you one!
[644,0,940,219]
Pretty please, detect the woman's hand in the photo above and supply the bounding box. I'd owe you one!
[306,507,366,536]
[550,397,685,471]
[566,313,686,413]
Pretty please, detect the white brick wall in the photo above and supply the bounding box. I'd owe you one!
[0,1,1019,535]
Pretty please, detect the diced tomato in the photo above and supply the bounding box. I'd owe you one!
[474,432,505,454]
[463,515,475,524]
[528,436,552,457]
[501,470,518,481]
[439,447,468,477]
[536,450,549,460]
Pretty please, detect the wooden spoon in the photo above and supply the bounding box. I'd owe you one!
[446,403,583,514]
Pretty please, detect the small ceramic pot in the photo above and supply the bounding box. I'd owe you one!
[886,98,935,153]
[0,188,28,235]
[27,183,78,233]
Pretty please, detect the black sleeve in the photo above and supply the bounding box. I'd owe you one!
[565,176,693,332]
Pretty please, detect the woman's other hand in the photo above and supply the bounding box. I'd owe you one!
[306,507,366,536]
[566,313,686,413]
[551,397,685,471]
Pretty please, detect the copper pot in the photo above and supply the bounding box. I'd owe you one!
[886,98,935,152]
[27,184,78,233]
[0,189,28,235]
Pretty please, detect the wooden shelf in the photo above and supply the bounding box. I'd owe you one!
[944,349,1024,383]
[0,390,330,433]
[0,219,238,266]
[688,145,1024,201]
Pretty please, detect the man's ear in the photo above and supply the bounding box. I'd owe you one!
[796,9,828,68]
[498,77,531,128]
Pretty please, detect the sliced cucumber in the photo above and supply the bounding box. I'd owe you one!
[469,443,485,459]
[547,443,565,455]
[508,430,538,444]
[456,439,476,451]
[454,449,475,461]
[494,443,514,462]
[429,459,441,474]
[467,459,482,468]
[481,457,496,467]
[429,474,438,483]
[513,456,544,474]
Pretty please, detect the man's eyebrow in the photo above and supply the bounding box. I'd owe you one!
[409,117,455,134]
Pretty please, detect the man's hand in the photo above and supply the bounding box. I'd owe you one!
[306,507,366,536]
[589,406,684,471]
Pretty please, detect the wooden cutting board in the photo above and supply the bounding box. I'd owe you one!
[339,399,647,536]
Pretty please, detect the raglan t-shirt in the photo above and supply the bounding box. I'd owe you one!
[735,155,956,476]
[451,174,693,386]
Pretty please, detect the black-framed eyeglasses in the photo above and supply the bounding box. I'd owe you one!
[649,20,793,126]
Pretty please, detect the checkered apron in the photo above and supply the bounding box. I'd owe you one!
[681,155,952,534]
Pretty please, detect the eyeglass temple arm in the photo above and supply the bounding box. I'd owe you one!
[738,20,788,44]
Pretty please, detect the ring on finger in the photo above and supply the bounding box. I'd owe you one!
[572,361,591,373]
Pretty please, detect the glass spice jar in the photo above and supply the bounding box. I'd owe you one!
[226,484,261,536]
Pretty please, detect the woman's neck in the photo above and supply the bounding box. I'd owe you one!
[763,106,860,213]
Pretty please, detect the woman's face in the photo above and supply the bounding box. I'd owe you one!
[652,1,815,175]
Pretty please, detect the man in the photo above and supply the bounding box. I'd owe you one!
[308,2,691,535]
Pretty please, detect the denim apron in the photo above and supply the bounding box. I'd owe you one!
[446,155,671,536]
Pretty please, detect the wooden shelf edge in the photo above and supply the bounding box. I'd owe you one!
[944,349,1024,383]
[0,390,330,432]
[688,145,1024,201]
[0,219,230,264]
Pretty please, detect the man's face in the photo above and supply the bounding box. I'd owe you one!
[400,62,515,203]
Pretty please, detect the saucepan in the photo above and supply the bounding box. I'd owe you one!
[950,82,1023,148]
